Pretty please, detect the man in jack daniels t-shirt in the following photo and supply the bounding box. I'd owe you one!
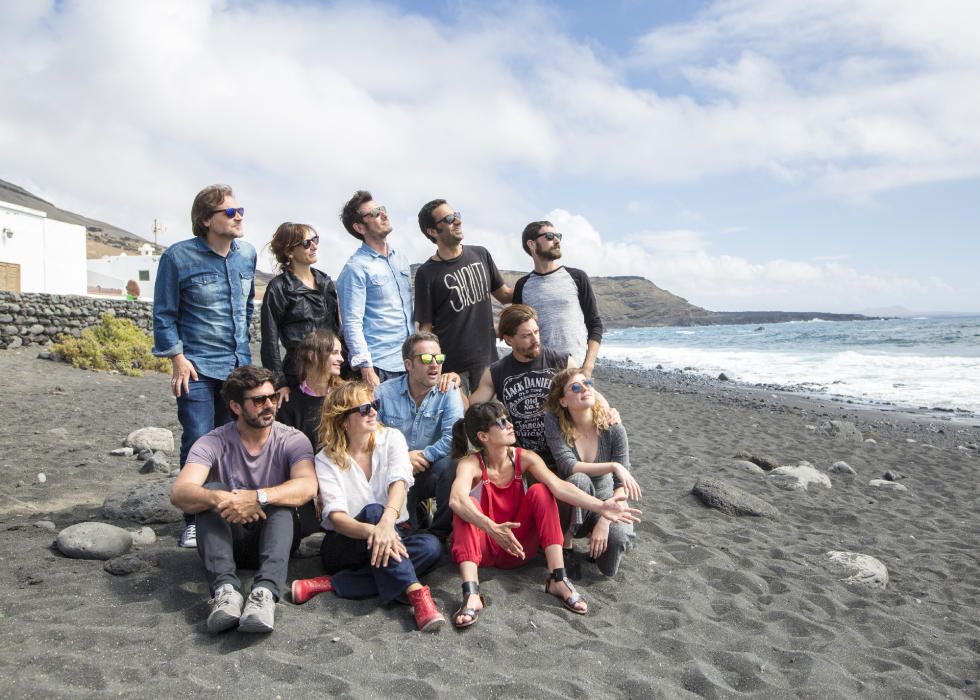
[413,199,513,394]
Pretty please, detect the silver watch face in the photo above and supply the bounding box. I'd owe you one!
[257,489,268,506]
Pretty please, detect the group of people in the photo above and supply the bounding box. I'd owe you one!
[154,184,641,635]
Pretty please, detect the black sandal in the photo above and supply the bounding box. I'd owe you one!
[545,567,587,615]
[453,581,485,629]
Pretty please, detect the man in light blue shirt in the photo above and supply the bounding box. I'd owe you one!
[337,190,413,388]
[374,332,464,533]
[153,184,256,548]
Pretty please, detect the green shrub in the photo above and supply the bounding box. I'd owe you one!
[51,313,170,377]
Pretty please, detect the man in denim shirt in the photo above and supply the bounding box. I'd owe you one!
[153,184,256,548]
[337,190,413,388]
[375,332,464,534]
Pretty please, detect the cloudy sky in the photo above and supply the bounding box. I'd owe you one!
[2,0,977,313]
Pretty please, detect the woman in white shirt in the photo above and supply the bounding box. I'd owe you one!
[289,382,445,632]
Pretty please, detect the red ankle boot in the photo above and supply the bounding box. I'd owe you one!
[406,585,444,632]
[291,575,333,604]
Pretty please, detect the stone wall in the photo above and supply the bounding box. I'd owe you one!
[0,291,262,350]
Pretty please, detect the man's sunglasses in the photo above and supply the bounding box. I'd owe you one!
[245,393,277,407]
[493,416,512,430]
[211,207,245,218]
[344,399,381,417]
[415,353,446,365]
[436,211,461,226]
[533,231,562,242]
[567,379,594,394]
[361,205,387,220]
[296,235,319,249]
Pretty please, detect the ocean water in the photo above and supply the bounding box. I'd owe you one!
[601,316,980,415]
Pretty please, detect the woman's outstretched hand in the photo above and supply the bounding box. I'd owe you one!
[612,463,642,501]
[599,494,641,525]
[488,521,525,559]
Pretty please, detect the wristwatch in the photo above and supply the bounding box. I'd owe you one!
[256,489,269,509]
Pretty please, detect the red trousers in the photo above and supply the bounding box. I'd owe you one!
[451,483,563,568]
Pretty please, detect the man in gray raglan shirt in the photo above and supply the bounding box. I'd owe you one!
[513,221,604,377]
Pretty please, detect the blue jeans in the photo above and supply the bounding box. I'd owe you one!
[177,375,232,524]
[407,454,451,529]
[319,504,442,604]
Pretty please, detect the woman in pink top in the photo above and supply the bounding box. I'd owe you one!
[448,401,641,628]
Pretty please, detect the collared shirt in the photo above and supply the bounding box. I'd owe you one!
[314,427,413,531]
[374,374,464,464]
[336,242,413,373]
[152,236,256,380]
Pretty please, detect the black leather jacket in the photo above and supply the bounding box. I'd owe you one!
[260,268,341,388]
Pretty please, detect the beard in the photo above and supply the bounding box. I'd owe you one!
[538,245,562,261]
[242,409,275,428]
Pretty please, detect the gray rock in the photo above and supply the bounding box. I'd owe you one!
[34,520,56,531]
[821,420,864,443]
[136,448,153,461]
[125,427,174,455]
[56,522,133,560]
[8,337,22,348]
[733,452,779,471]
[139,452,170,474]
[109,447,134,457]
[129,526,157,546]
[102,479,182,523]
[691,477,779,518]
[730,460,765,475]
[718,372,729,381]
[825,550,888,589]
[829,461,856,475]
[869,479,908,492]
[882,470,905,481]
[769,464,832,491]
[104,552,159,576]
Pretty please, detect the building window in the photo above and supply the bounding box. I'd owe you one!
[138,270,150,281]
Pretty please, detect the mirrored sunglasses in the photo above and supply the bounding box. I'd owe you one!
[297,235,320,249]
[211,207,245,218]
[415,353,446,365]
[533,230,561,242]
[344,399,381,417]
[568,379,594,394]
[361,205,387,220]
[494,416,511,430]
[245,393,277,407]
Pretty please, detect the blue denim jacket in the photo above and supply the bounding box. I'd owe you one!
[152,236,256,380]
[336,243,413,373]
[375,375,464,464]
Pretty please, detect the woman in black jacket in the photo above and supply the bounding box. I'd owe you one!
[261,222,342,402]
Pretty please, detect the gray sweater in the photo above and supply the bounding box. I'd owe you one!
[542,412,630,493]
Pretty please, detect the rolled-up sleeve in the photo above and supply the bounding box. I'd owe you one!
[422,389,464,464]
[337,263,372,369]
[315,452,348,524]
[152,252,182,358]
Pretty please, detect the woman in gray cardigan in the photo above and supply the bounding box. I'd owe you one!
[543,368,641,576]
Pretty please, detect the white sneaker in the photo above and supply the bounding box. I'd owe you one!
[206,584,244,633]
[178,523,197,549]
[238,586,276,633]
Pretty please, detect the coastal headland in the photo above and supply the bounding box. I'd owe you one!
[0,348,976,697]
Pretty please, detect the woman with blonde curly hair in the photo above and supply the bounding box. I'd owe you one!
[543,367,641,577]
[289,382,445,632]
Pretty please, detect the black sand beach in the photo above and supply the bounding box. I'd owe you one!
[0,348,977,698]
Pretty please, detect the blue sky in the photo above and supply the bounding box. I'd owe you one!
[2,0,977,313]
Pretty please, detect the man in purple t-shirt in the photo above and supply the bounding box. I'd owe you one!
[171,366,316,634]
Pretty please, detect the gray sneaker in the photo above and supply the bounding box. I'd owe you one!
[238,586,276,633]
[206,584,244,633]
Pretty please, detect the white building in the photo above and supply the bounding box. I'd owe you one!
[87,244,161,299]
[0,199,87,295]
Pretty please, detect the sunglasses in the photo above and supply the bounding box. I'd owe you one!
[296,235,319,249]
[344,399,381,417]
[567,379,594,394]
[493,416,512,430]
[436,211,461,226]
[245,393,277,407]
[360,205,387,220]
[415,353,446,365]
[533,231,562,242]
[211,207,245,218]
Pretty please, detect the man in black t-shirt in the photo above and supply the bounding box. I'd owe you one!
[414,199,513,393]
[470,304,569,466]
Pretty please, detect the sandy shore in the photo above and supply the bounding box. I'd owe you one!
[0,348,977,698]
